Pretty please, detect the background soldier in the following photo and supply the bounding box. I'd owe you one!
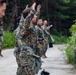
[42,20,53,58]
[43,20,54,48]
[42,20,49,58]
[0,0,7,57]
[42,20,53,31]
[35,19,47,58]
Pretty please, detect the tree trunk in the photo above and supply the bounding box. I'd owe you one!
[8,0,17,31]
[53,16,56,29]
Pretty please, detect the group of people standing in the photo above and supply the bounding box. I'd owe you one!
[14,2,53,75]
[0,1,53,75]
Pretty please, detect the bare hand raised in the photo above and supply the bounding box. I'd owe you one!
[25,5,29,9]
[31,2,36,10]
[37,5,41,12]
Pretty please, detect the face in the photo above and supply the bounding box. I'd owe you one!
[44,21,47,26]
[31,15,37,23]
[0,3,6,18]
[37,19,43,26]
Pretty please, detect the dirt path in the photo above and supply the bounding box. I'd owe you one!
[0,45,76,75]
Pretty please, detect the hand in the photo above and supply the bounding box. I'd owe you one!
[23,5,29,11]
[31,2,36,10]
[37,5,41,12]
[50,25,53,27]
[22,5,30,13]
[25,5,29,9]
[23,3,35,15]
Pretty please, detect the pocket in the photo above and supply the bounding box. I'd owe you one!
[19,51,35,67]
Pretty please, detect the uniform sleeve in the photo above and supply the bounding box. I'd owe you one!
[26,9,36,20]
[46,25,52,30]
[14,9,36,50]
[14,25,25,51]
[35,11,40,19]
[35,26,40,43]
[21,9,36,29]
[35,26,44,41]
[23,9,37,29]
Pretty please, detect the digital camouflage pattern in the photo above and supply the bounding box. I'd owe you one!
[14,9,41,75]
[35,25,45,57]
[17,46,36,75]
[42,25,49,55]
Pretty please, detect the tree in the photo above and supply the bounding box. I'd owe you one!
[3,0,76,35]
[8,0,17,31]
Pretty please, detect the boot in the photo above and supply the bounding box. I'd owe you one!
[0,49,3,57]
[42,54,47,59]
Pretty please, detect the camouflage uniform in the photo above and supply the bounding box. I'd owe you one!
[30,25,42,74]
[14,9,41,75]
[35,25,45,57]
[0,20,3,56]
[43,26,54,48]
[42,26,48,55]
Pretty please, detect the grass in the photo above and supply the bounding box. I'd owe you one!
[50,29,68,44]
[52,32,75,64]
[65,44,75,64]
[2,31,15,49]
[52,35,68,44]
[63,36,76,64]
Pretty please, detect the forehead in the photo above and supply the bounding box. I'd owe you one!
[38,19,42,22]
[0,3,6,8]
[44,21,47,23]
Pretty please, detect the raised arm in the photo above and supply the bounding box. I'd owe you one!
[35,5,41,19]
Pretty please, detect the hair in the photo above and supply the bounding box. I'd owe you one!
[43,20,47,23]
[0,0,7,6]
[22,8,31,18]
[36,19,42,22]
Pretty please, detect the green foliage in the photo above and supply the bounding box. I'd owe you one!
[62,0,71,4]
[3,31,15,49]
[65,25,76,64]
[69,24,76,35]
[50,29,68,44]
[55,12,70,20]
[3,0,76,36]
[52,34,68,44]
[65,44,74,64]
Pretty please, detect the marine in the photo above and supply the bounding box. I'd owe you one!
[14,3,42,75]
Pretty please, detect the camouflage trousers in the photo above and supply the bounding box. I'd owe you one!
[36,42,45,57]
[17,65,35,75]
[15,47,36,75]
[43,37,48,55]
[43,42,48,55]
[14,47,21,66]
